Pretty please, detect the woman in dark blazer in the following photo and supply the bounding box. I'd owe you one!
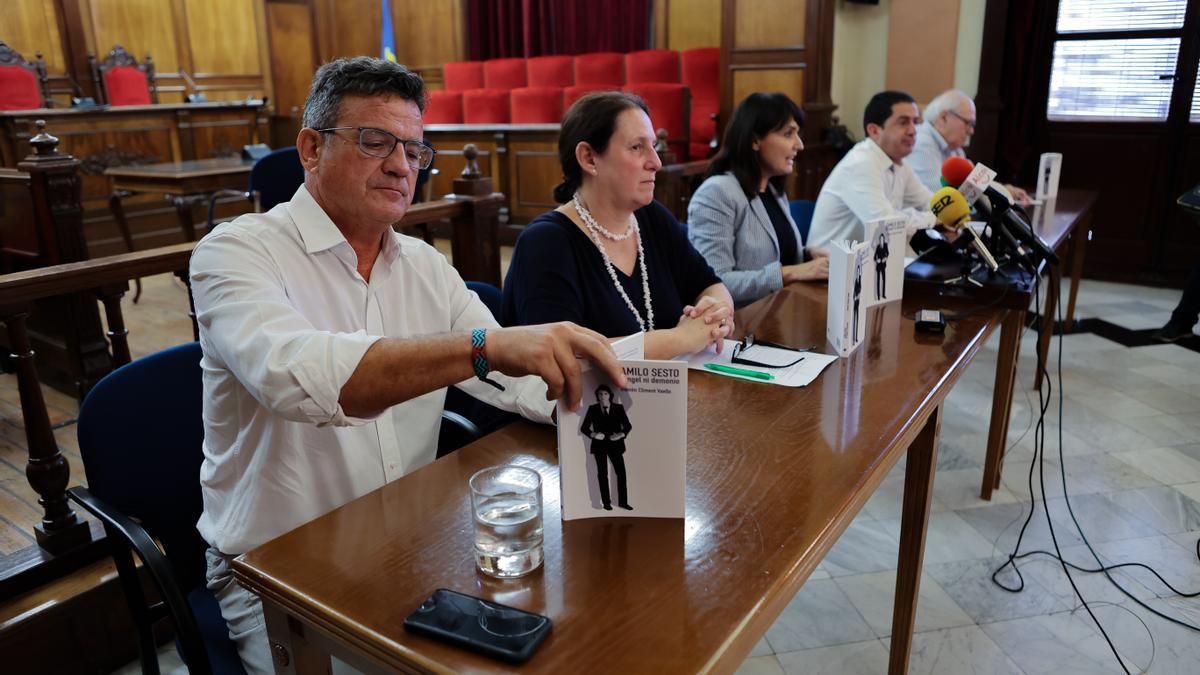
[688,93,829,307]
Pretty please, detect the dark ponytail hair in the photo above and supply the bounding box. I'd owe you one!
[706,92,805,199]
[552,91,650,203]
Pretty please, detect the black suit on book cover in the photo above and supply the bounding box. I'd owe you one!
[580,386,633,510]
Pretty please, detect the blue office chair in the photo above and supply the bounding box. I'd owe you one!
[206,147,304,230]
[439,281,518,457]
[466,281,503,319]
[68,343,246,675]
[248,147,303,212]
[789,199,816,246]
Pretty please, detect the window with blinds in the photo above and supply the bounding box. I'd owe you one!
[1192,66,1200,121]
[1048,0,1189,122]
[1057,0,1186,33]
[1048,38,1180,121]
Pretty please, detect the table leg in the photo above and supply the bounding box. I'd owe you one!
[108,190,143,302]
[1035,265,1060,391]
[1064,226,1089,333]
[889,405,942,675]
[263,602,330,675]
[982,310,1024,500]
[170,195,199,241]
[108,191,135,253]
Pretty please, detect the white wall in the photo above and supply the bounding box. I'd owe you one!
[830,0,890,136]
[954,0,986,97]
[830,0,987,133]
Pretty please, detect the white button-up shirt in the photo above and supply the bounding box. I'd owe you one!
[909,121,966,193]
[807,139,937,249]
[190,185,553,554]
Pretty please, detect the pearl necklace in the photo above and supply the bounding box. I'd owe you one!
[572,192,635,241]
[572,192,654,332]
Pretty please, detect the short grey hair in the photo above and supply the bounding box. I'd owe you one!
[924,89,973,122]
[301,57,427,130]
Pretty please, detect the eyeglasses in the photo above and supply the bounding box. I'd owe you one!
[948,111,976,130]
[730,333,811,368]
[314,127,436,170]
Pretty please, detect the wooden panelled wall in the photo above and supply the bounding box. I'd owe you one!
[4,0,465,111]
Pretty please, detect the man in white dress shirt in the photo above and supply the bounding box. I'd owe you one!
[910,89,1031,203]
[807,91,937,249]
[189,57,624,674]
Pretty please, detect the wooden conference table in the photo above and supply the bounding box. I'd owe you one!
[233,282,1000,674]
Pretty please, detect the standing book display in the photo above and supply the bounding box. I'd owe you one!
[556,335,687,520]
[827,240,869,356]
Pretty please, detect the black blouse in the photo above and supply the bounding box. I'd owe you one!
[759,191,800,266]
[502,200,721,337]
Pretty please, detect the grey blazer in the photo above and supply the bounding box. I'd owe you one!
[687,172,804,306]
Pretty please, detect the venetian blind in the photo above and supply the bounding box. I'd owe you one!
[1048,38,1181,121]
[1057,0,1186,33]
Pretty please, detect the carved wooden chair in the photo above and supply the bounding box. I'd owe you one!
[90,45,158,106]
[0,41,51,110]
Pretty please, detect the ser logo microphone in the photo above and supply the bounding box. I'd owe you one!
[930,193,954,218]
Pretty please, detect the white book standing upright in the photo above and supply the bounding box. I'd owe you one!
[826,240,869,357]
[1036,152,1063,202]
[864,216,907,308]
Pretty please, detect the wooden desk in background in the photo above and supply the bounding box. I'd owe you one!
[0,101,266,257]
[233,284,999,675]
[421,124,714,241]
[105,157,253,246]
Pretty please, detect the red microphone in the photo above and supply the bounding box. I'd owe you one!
[941,156,974,188]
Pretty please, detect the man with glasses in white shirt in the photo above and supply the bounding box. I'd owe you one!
[189,57,625,674]
[910,89,1031,204]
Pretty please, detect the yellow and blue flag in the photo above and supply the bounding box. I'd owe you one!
[381,0,396,62]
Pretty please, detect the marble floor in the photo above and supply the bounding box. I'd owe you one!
[737,279,1200,675]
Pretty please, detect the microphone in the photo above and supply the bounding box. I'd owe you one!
[930,187,1000,272]
[941,156,974,189]
[940,157,1059,265]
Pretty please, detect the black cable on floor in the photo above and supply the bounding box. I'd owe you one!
[988,270,1200,673]
[988,275,1131,674]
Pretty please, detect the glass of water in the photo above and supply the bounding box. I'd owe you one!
[469,465,544,578]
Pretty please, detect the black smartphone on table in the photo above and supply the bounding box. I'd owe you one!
[403,588,552,663]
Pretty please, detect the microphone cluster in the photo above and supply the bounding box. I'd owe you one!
[930,157,1059,272]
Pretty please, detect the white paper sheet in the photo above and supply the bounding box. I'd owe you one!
[684,340,837,387]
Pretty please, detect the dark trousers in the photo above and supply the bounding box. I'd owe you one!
[592,449,628,507]
[1170,262,1200,328]
[876,267,886,300]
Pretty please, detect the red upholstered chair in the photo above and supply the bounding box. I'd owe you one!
[510,87,563,124]
[574,52,624,86]
[682,47,720,160]
[623,83,690,161]
[462,89,511,124]
[625,49,680,84]
[91,45,157,106]
[443,61,484,91]
[526,55,574,87]
[563,83,618,111]
[0,41,51,111]
[483,58,527,89]
[425,90,464,124]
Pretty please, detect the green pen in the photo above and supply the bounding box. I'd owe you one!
[704,363,775,381]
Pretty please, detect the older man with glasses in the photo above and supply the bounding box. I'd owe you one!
[189,57,624,674]
[910,89,1030,204]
